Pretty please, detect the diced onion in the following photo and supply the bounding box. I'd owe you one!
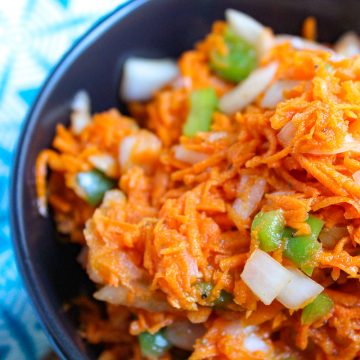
[71,90,90,113]
[119,130,162,173]
[70,90,91,134]
[94,284,171,312]
[243,332,269,353]
[120,57,178,101]
[165,321,206,351]
[223,322,270,353]
[88,153,117,177]
[277,121,296,147]
[275,35,332,52]
[261,80,300,108]
[207,131,228,142]
[241,249,291,305]
[319,226,348,249]
[256,28,274,59]
[276,267,324,309]
[306,134,360,155]
[334,31,360,57]
[219,62,278,114]
[233,175,266,221]
[225,9,265,47]
[173,145,209,164]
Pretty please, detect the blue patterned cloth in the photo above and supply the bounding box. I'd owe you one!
[0,1,124,358]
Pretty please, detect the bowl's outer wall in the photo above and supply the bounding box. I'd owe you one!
[11,0,360,359]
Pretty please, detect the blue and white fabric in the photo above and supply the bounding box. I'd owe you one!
[0,1,123,358]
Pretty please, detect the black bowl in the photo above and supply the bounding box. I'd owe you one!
[11,0,360,358]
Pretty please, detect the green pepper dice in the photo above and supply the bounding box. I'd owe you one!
[301,293,334,325]
[213,290,234,308]
[77,169,116,206]
[284,215,324,275]
[195,282,233,308]
[251,210,285,252]
[138,330,171,357]
[183,88,218,137]
[210,27,257,83]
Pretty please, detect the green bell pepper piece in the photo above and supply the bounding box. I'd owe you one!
[139,330,171,358]
[284,216,324,275]
[251,210,285,252]
[301,293,334,325]
[213,290,234,308]
[210,27,257,82]
[183,88,218,137]
[77,169,116,206]
[195,282,233,308]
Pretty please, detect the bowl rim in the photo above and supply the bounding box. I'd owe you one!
[10,0,148,358]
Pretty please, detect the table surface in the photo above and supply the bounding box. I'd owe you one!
[0,1,124,358]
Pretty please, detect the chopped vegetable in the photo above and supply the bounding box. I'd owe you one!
[173,145,209,164]
[241,249,291,305]
[282,227,294,241]
[196,282,213,300]
[233,175,266,221]
[276,267,324,309]
[213,290,234,308]
[165,321,206,351]
[77,170,116,206]
[219,62,278,114]
[277,121,296,147]
[301,293,334,325]
[195,282,233,307]
[261,80,300,108]
[284,216,324,275]
[121,57,178,101]
[119,130,162,173]
[334,31,360,57]
[251,210,285,252]
[139,330,171,357]
[225,9,265,47]
[70,90,91,134]
[210,27,256,82]
[183,88,218,136]
[319,226,348,249]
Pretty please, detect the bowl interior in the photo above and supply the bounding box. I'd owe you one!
[12,0,360,358]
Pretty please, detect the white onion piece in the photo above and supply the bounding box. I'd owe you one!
[219,62,278,114]
[70,90,91,134]
[275,35,331,52]
[319,226,348,249]
[306,134,360,155]
[173,145,209,164]
[241,249,291,305]
[256,28,275,59]
[223,322,269,353]
[120,57,178,101]
[119,130,162,172]
[334,32,360,57]
[243,332,269,353]
[88,153,116,177]
[276,268,323,309]
[277,121,296,147]
[165,321,206,351]
[71,90,90,113]
[225,9,265,47]
[94,284,171,312]
[261,80,300,108]
[207,131,227,142]
[233,175,266,221]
